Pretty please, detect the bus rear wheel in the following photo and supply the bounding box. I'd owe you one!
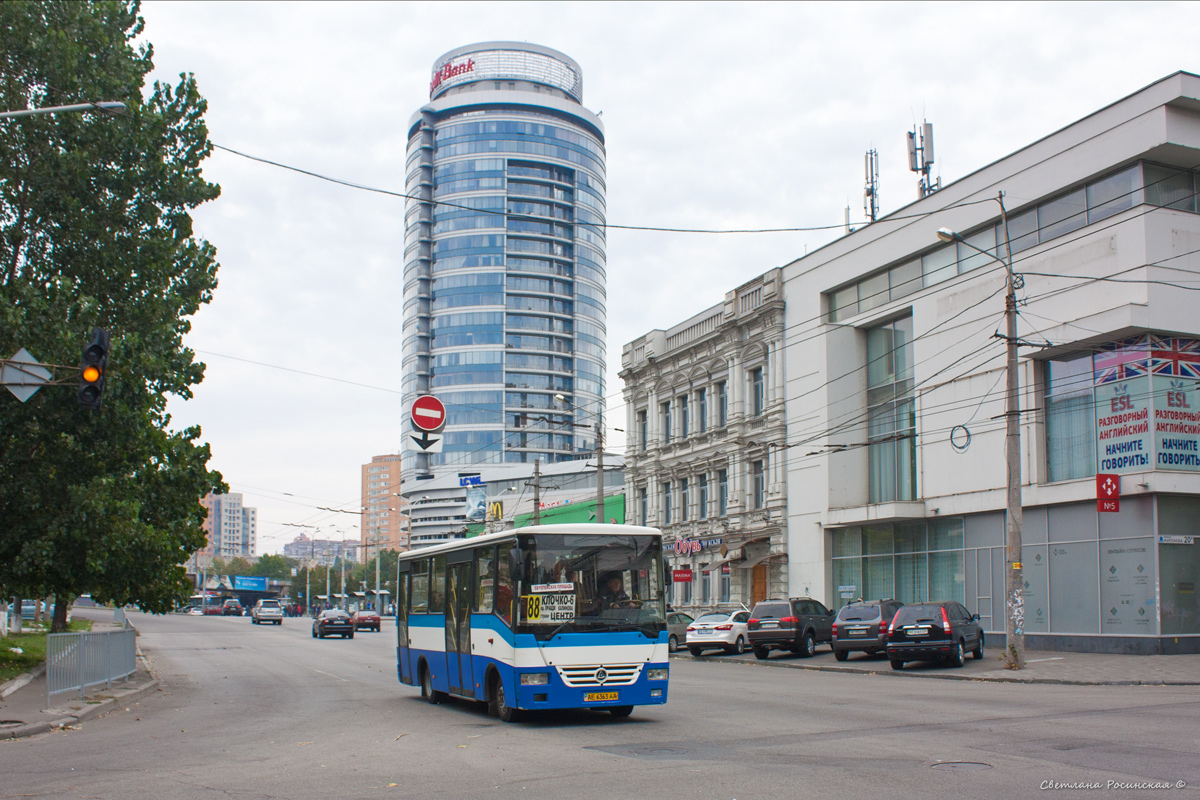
[491,677,521,723]
[420,665,443,705]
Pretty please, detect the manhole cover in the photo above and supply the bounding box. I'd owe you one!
[931,761,993,771]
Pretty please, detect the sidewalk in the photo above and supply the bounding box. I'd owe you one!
[0,613,160,741]
[678,647,1200,685]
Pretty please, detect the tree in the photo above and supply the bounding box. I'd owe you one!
[253,554,295,582]
[0,1,224,630]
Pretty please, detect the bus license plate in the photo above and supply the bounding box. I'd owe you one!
[585,691,619,702]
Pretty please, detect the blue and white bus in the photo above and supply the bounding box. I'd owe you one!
[395,523,669,721]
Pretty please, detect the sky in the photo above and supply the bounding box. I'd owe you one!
[134,1,1198,556]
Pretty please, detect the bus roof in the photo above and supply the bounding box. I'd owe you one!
[397,523,662,562]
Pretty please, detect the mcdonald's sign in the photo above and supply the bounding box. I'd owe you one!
[487,500,504,521]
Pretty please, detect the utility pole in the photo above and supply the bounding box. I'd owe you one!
[595,424,605,523]
[532,458,541,525]
[936,191,1023,669]
[998,195,1025,670]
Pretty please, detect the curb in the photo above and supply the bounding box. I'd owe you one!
[669,652,1200,687]
[0,663,46,700]
[0,677,162,740]
[0,624,163,740]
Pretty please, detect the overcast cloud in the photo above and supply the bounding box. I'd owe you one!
[134,1,1196,554]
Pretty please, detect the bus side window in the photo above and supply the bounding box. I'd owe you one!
[429,555,447,613]
[475,547,495,614]
[496,549,515,626]
[411,559,429,613]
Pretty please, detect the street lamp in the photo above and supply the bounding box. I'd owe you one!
[936,193,1024,670]
[0,101,126,120]
[330,525,357,609]
[554,393,608,524]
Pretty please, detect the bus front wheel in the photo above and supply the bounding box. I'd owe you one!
[491,677,521,723]
[608,705,634,718]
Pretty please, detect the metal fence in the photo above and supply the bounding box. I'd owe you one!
[46,624,137,706]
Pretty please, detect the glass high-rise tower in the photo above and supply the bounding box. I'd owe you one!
[402,42,607,480]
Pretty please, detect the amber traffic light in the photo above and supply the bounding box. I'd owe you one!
[78,328,110,411]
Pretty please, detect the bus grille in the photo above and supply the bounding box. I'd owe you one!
[557,663,642,687]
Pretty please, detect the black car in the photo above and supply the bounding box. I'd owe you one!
[222,599,244,616]
[831,599,904,661]
[312,609,355,639]
[886,601,984,669]
[747,598,834,659]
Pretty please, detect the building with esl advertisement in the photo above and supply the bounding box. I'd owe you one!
[624,72,1200,653]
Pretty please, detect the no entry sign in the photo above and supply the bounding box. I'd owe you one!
[410,395,446,432]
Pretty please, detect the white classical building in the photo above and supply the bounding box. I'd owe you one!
[621,270,787,612]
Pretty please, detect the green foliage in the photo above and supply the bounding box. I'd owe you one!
[253,554,295,581]
[0,1,224,622]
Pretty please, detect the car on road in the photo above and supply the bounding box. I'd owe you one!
[831,599,904,661]
[666,611,694,653]
[222,599,244,616]
[886,601,984,670]
[185,605,204,616]
[686,610,751,656]
[312,609,355,639]
[350,609,381,632]
[251,599,284,625]
[747,598,834,659]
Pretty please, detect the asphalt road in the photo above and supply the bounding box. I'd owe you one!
[1,612,1198,800]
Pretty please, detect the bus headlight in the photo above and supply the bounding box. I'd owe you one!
[520,672,549,685]
[647,668,668,681]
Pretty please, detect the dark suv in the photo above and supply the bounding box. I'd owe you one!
[831,598,904,661]
[747,598,834,659]
[886,601,984,670]
[222,599,244,616]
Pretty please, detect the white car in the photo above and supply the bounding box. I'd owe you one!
[185,606,204,616]
[251,599,284,625]
[686,610,752,656]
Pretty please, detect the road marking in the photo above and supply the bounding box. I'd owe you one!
[1025,657,1065,663]
[309,667,349,681]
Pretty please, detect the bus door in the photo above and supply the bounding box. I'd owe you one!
[445,553,475,698]
[396,566,411,685]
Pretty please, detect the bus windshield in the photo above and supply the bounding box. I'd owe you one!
[515,533,665,640]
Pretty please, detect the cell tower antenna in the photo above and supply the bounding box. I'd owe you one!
[864,149,879,223]
[907,120,941,199]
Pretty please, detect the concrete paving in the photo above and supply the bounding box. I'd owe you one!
[0,612,161,740]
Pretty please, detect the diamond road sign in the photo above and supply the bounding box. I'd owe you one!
[1,348,51,402]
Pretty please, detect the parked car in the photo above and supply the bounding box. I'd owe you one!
[747,598,834,659]
[203,603,223,615]
[686,610,751,656]
[350,608,381,632]
[831,599,904,661]
[886,601,985,670]
[666,612,694,653]
[312,609,355,639]
[251,599,284,625]
[185,605,205,616]
[222,599,244,616]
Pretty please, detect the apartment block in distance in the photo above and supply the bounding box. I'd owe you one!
[362,454,409,555]
[200,492,257,559]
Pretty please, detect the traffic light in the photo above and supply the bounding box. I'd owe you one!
[77,327,110,411]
